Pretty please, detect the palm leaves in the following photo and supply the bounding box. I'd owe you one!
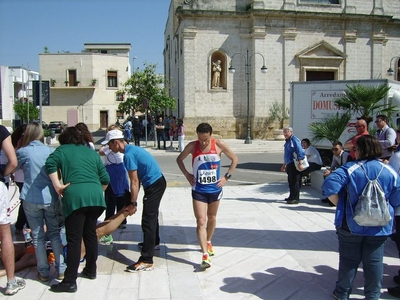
[309,112,351,145]
[334,84,392,125]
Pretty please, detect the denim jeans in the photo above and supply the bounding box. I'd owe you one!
[23,200,66,277]
[334,228,387,300]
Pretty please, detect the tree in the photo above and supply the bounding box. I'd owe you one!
[309,112,351,145]
[117,63,176,117]
[334,84,394,126]
[13,98,39,123]
[268,100,289,129]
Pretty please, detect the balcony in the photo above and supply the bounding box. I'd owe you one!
[49,78,97,89]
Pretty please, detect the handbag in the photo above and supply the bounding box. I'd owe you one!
[293,152,309,171]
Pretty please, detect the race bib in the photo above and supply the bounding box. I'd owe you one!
[198,169,217,184]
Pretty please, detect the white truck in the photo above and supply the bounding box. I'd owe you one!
[290,79,400,165]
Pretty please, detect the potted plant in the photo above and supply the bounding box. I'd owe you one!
[50,79,56,87]
[91,78,97,86]
[44,129,52,145]
[64,80,69,86]
[268,100,289,140]
[74,81,80,86]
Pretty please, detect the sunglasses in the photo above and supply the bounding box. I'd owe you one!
[375,120,382,123]
[332,148,339,151]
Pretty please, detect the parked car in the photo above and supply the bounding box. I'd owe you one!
[41,121,48,129]
[48,121,66,133]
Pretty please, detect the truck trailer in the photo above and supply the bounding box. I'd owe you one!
[289,79,400,165]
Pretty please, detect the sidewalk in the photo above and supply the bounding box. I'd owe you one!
[2,182,400,299]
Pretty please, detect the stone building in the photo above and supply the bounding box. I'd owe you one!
[164,0,400,139]
[39,43,131,131]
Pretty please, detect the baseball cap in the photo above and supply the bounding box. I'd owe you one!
[101,129,124,145]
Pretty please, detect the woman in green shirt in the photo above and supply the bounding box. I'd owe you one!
[45,126,109,293]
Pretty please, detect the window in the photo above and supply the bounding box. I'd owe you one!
[300,0,339,4]
[107,71,118,88]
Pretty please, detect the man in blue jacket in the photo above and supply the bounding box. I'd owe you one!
[280,127,306,204]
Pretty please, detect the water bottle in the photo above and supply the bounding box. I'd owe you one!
[23,226,32,243]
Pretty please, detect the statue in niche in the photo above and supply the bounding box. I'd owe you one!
[212,60,221,88]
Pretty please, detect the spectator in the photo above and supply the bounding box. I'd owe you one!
[98,125,129,239]
[321,141,349,205]
[344,118,369,160]
[177,119,185,152]
[46,127,110,293]
[374,114,396,160]
[280,127,306,204]
[322,135,400,300]
[132,116,142,147]
[16,122,66,282]
[0,124,26,295]
[10,124,29,234]
[102,129,166,272]
[75,122,95,150]
[300,138,323,173]
[155,116,166,150]
[123,118,132,143]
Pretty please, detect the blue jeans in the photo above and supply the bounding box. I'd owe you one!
[23,200,66,277]
[334,228,387,300]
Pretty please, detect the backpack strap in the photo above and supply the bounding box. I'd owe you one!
[359,163,384,182]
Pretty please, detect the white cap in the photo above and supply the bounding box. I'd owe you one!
[101,130,124,145]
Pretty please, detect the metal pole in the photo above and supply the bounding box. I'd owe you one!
[27,66,29,122]
[39,75,42,126]
[145,111,148,147]
[245,50,252,144]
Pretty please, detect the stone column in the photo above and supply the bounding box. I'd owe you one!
[343,30,357,79]
[282,28,297,117]
[252,25,267,122]
[371,31,388,79]
[181,26,197,118]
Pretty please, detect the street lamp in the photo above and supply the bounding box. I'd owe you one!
[229,49,267,144]
[387,56,400,76]
[132,56,137,74]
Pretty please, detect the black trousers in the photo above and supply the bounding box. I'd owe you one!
[139,176,166,263]
[286,162,301,200]
[63,206,104,284]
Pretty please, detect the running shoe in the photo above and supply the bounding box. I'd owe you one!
[201,254,212,269]
[99,234,113,245]
[126,261,154,272]
[5,278,26,295]
[207,242,215,256]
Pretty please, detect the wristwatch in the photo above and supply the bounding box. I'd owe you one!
[225,173,232,180]
[130,202,137,207]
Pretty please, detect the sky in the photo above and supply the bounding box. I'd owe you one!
[0,0,171,73]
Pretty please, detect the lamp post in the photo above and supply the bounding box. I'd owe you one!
[387,56,400,76]
[132,56,137,75]
[229,49,267,144]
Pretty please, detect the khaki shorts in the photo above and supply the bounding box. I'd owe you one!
[0,182,11,224]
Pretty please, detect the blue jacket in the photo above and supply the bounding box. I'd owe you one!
[283,135,305,165]
[16,140,58,204]
[322,159,400,236]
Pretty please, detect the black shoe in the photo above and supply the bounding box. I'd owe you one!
[287,199,299,204]
[50,282,77,293]
[321,198,329,203]
[394,274,400,285]
[388,285,400,298]
[81,268,96,280]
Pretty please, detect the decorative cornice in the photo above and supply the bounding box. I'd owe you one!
[251,26,267,39]
[372,31,388,45]
[282,28,297,40]
[344,30,357,43]
[182,26,197,39]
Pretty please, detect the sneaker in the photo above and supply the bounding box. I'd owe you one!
[37,272,49,282]
[5,278,26,295]
[388,285,400,298]
[99,234,113,245]
[201,254,212,269]
[138,242,160,250]
[57,273,64,280]
[126,261,154,272]
[207,242,215,256]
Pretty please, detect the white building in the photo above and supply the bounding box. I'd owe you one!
[164,0,400,139]
[0,66,39,128]
[39,43,132,131]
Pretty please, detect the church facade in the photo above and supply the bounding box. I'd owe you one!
[164,0,400,139]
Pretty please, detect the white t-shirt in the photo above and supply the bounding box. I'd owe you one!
[305,146,323,165]
[102,145,124,165]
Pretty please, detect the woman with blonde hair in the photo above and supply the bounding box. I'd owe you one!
[16,122,66,282]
